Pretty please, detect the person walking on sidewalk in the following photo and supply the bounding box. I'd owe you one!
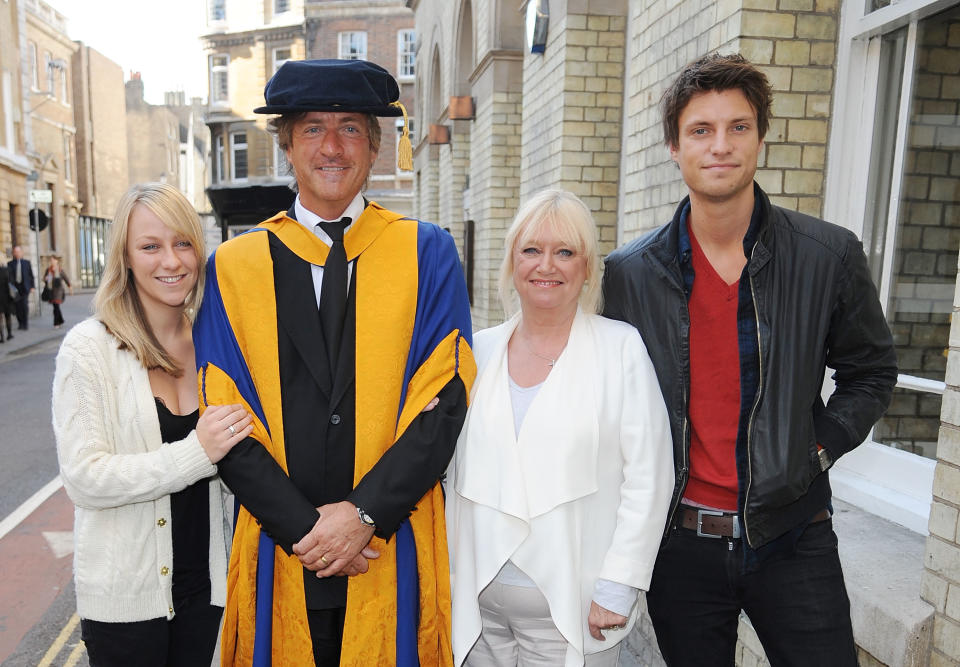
[43,255,73,328]
[0,257,13,342]
[602,53,898,666]
[7,245,34,330]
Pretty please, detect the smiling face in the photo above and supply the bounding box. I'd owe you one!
[670,89,763,206]
[125,203,199,317]
[512,224,587,319]
[285,111,378,219]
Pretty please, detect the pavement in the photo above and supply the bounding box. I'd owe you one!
[0,290,96,361]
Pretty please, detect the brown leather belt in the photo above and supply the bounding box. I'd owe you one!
[678,506,831,539]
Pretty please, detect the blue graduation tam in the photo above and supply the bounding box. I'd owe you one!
[253,59,403,117]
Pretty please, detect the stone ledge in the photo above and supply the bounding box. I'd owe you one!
[832,499,933,666]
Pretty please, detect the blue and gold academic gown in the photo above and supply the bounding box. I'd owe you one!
[193,202,475,666]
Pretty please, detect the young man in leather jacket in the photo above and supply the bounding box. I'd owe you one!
[602,53,898,666]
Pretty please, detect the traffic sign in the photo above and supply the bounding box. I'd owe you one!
[29,189,52,203]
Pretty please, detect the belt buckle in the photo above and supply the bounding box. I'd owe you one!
[696,509,723,538]
[696,509,741,539]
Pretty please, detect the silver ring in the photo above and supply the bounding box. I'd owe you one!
[228,424,236,435]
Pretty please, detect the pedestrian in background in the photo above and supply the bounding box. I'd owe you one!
[0,256,13,342]
[52,182,254,667]
[43,255,73,328]
[602,53,897,666]
[7,245,34,330]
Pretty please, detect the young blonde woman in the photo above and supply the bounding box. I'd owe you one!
[447,189,675,666]
[52,182,254,667]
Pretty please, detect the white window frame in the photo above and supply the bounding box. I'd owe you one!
[59,65,69,105]
[273,47,292,73]
[63,132,73,183]
[28,41,38,90]
[44,51,54,96]
[208,0,225,23]
[230,131,248,182]
[214,134,224,183]
[2,72,13,151]
[338,31,367,61]
[823,0,953,535]
[397,30,416,80]
[209,54,229,106]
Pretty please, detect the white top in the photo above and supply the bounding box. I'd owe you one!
[293,192,365,307]
[447,310,675,666]
[501,375,637,615]
[52,318,230,622]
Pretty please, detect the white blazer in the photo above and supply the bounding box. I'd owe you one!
[447,310,674,666]
[52,318,230,622]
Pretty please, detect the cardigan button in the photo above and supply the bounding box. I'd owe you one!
[157,518,167,527]
[330,414,341,425]
[160,566,169,576]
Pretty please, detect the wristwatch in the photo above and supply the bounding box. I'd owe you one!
[357,506,376,529]
[818,446,832,472]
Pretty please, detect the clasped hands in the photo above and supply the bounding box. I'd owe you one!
[292,501,378,578]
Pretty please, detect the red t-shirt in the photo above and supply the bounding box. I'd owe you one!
[684,227,740,511]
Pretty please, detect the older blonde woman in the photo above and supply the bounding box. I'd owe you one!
[447,189,675,666]
[52,183,253,666]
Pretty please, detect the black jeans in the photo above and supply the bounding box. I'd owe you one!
[646,517,857,667]
[80,595,223,667]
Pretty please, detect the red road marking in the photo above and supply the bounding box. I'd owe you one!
[0,486,74,663]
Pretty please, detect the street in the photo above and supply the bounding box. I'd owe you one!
[0,292,93,667]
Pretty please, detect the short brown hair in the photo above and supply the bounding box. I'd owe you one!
[268,112,382,154]
[661,53,772,149]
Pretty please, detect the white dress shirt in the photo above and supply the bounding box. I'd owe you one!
[292,192,366,308]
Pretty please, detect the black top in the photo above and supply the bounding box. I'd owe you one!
[155,398,210,605]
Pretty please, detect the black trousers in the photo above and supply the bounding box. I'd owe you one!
[52,301,64,326]
[12,291,27,328]
[307,607,346,666]
[646,517,857,667]
[80,595,223,667]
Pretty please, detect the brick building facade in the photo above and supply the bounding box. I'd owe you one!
[24,0,79,281]
[0,0,31,265]
[411,0,960,664]
[202,0,416,237]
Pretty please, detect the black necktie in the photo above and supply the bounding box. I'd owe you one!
[317,217,351,369]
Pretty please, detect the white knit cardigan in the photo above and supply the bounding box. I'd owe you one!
[52,318,229,622]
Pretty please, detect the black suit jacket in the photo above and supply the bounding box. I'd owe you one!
[216,220,466,609]
[0,265,10,309]
[7,259,34,294]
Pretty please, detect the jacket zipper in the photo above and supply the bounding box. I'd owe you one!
[663,303,691,539]
[743,243,763,547]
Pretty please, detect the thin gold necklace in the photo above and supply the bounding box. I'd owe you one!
[520,332,562,367]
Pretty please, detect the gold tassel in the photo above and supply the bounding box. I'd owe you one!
[391,101,414,171]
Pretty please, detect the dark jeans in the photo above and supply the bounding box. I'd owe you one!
[646,517,857,667]
[80,595,223,667]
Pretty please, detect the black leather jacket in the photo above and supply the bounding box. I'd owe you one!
[602,185,898,548]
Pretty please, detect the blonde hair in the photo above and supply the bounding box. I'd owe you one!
[498,188,603,316]
[93,182,206,376]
